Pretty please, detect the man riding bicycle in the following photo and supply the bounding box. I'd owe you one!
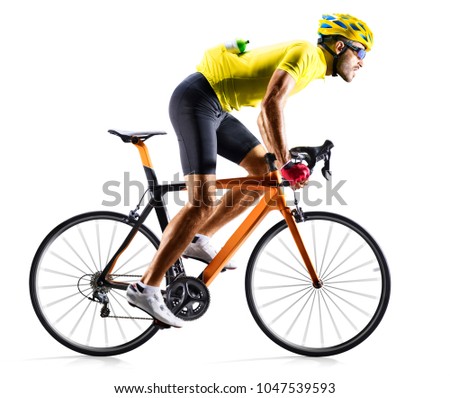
[127,13,374,327]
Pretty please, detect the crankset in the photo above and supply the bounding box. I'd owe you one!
[165,276,210,321]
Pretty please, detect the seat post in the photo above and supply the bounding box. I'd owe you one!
[132,139,158,188]
[132,139,153,168]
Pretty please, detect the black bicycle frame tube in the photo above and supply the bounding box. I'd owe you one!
[97,181,187,290]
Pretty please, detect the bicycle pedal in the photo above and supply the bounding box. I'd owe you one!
[154,319,171,329]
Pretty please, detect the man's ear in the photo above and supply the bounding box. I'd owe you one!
[335,40,346,55]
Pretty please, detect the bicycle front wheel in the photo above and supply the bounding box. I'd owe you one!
[245,211,390,357]
[30,211,161,356]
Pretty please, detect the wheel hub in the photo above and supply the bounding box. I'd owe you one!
[313,279,324,289]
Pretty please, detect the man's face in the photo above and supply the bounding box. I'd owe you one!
[336,41,365,83]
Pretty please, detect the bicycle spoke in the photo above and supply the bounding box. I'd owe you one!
[318,221,333,276]
[277,238,309,274]
[327,277,380,285]
[77,225,99,272]
[46,288,88,309]
[317,291,324,346]
[266,250,310,280]
[49,250,91,276]
[259,285,312,308]
[325,284,378,300]
[320,289,342,343]
[256,283,311,291]
[257,266,310,283]
[70,299,94,338]
[109,290,149,329]
[301,290,318,344]
[108,301,127,342]
[324,259,375,282]
[114,244,150,274]
[71,230,97,274]
[322,242,365,281]
[87,304,96,346]
[322,286,371,317]
[103,315,109,347]
[106,222,118,269]
[271,287,314,326]
[96,221,102,270]
[42,266,81,280]
[53,294,90,325]
[320,230,350,279]
[121,262,149,276]
[40,283,85,290]
[320,288,358,330]
[285,289,315,336]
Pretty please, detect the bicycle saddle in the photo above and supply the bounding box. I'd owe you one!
[289,140,334,180]
[108,129,167,143]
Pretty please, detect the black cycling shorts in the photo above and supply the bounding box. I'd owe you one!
[169,72,261,175]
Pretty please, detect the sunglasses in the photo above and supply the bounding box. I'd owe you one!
[344,41,366,60]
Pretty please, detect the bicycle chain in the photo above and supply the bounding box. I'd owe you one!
[107,314,153,321]
[100,274,153,321]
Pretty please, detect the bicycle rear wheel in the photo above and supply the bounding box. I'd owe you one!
[245,211,390,357]
[30,211,161,356]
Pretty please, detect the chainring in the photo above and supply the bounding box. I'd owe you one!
[165,276,210,321]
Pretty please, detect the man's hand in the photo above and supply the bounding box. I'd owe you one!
[281,162,310,190]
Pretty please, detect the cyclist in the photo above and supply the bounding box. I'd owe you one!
[127,13,374,327]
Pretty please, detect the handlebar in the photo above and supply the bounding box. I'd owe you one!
[289,139,334,180]
[265,139,334,183]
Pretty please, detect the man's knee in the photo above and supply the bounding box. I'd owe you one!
[186,175,217,211]
[240,145,268,175]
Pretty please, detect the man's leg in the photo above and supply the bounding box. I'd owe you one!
[195,144,268,237]
[141,174,216,286]
[127,174,216,327]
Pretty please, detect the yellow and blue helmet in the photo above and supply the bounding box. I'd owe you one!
[318,14,373,51]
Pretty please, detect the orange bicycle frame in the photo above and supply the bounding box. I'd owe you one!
[114,139,321,288]
[202,175,320,287]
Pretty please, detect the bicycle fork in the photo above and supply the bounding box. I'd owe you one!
[278,194,323,289]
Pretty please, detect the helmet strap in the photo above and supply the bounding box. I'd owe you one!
[318,36,347,77]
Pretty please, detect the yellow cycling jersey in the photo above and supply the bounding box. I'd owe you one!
[196,40,327,112]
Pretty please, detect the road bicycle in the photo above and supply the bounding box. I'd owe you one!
[29,129,390,357]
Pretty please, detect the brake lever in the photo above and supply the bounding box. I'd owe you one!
[321,154,332,180]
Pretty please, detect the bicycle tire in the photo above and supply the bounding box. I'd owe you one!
[245,211,390,357]
[30,211,161,356]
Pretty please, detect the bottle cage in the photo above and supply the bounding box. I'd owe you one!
[289,140,334,180]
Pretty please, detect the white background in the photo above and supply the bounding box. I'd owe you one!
[1,0,449,396]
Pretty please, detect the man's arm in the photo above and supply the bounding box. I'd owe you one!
[257,69,296,169]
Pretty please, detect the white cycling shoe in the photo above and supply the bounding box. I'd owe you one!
[182,234,237,270]
[126,282,184,328]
